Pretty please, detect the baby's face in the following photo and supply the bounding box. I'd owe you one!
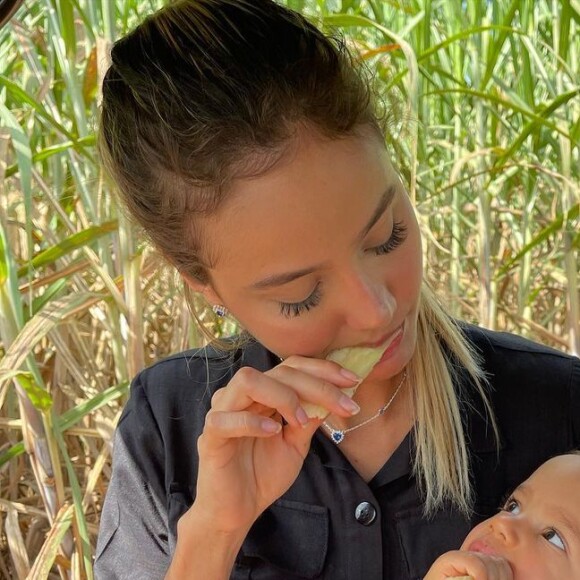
[461,454,580,579]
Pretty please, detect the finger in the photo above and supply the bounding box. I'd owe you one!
[462,553,512,580]
[489,556,514,580]
[282,415,324,459]
[204,409,283,439]
[214,366,360,429]
[272,364,362,417]
[211,367,306,428]
[430,551,490,579]
[428,551,480,579]
[279,355,361,384]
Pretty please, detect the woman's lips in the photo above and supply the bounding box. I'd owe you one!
[378,322,405,362]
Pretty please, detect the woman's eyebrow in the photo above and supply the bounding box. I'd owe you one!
[249,185,397,291]
[355,185,397,245]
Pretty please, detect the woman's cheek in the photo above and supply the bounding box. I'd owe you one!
[246,313,337,360]
[278,323,338,359]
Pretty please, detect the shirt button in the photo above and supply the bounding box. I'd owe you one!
[354,501,377,525]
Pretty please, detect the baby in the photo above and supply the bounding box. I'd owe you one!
[424,452,580,580]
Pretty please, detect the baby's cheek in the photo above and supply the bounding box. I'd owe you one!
[509,555,554,580]
[459,520,490,550]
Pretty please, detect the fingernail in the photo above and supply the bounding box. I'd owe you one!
[339,395,360,415]
[261,419,282,433]
[295,406,309,426]
[339,368,360,382]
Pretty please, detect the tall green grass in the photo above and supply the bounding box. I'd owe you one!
[0,0,578,577]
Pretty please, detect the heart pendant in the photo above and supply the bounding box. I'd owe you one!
[331,430,345,444]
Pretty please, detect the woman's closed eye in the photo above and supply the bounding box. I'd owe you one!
[277,221,408,318]
[368,221,407,256]
[278,282,322,318]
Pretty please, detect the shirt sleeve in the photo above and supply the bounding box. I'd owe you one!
[94,374,170,580]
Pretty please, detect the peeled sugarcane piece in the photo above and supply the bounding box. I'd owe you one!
[301,345,385,419]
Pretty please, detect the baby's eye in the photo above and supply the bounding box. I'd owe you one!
[503,498,521,514]
[543,529,566,551]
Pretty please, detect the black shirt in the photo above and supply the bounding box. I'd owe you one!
[94,324,580,579]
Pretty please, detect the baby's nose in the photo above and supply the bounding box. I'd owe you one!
[489,517,520,547]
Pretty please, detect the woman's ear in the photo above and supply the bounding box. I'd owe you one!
[181,273,223,307]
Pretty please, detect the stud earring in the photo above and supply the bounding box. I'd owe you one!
[212,304,228,317]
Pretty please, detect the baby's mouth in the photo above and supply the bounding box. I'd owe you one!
[465,538,498,556]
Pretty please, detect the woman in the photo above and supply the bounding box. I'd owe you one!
[94,1,580,578]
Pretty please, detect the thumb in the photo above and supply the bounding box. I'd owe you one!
[284,417,324,457]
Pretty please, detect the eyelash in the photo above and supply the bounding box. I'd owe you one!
[502,497,518,513]
[501,496,567,552]
[279,282,322,318]
[277,221,407,318]
[369,221,408,255]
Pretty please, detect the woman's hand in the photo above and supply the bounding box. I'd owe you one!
[424,550,514,580]
[183,356,360,534]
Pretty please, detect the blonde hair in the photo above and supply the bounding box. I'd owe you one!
[99,0,498,516]
[410,284,498,515]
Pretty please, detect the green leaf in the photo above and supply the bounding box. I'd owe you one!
[17,220,119,278]
[53,414,93,579]
[0,104,32,203]
[28,279,68,320]
[0,382,128,469]
[495,203,580,278]
[426,87,571,140]
[559,0,572,66]
[481,0,520,90]
[0,74,90,154]
[16,372,53,412]
[4,135,96,179]
[0,442,25,469]
[494,88,580,168]
[417,25,525,64]
[59,381,129,432]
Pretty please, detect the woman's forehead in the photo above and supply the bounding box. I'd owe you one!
[203,131,400,271]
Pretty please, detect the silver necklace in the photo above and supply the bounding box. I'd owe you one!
[323,370,407,445]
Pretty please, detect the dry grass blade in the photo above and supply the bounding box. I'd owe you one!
[25,503,74,580]
[0,292,104,397]
[0,1,577,577]
[3,500,31,579]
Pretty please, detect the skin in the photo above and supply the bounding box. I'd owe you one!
[179,125,423,537]
[193,126,423,421]
[425,454,580,580]
[203,128,422,366]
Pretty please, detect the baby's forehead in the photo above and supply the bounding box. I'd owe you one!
[522,454,580,518]
[527,454,580,480]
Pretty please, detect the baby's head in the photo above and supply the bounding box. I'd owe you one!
[461,453,580,579]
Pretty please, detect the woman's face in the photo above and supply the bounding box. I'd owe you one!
[196,127,423,382]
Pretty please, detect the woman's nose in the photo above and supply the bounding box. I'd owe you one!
[342,271,396,331]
